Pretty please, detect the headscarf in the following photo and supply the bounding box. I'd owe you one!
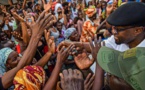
[0,48,14,76]
[54,3,64,23]
[86,0,92,6]
[54,3,63,15]
[64,28,76,39]
[13,66,46,90]
[85,6,97,18]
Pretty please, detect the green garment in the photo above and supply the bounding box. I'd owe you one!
[97,47,145,90]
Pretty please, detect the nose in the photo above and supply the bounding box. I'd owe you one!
[112,26,117,35]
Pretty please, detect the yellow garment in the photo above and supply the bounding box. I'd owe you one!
[13,66,45,90]
[118,0,122,7]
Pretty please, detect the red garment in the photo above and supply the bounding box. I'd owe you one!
[51,1,57,11]
[16,44,21,54]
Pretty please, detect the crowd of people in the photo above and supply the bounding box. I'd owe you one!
[0,0,145,90]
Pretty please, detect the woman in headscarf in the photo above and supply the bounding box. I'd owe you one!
[80,6,100,42]
[54,3,67,29]
[13,66,46,90]
[64,27,79,41]
[0,48,20,77]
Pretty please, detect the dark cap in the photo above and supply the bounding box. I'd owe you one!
[107,2,145,26]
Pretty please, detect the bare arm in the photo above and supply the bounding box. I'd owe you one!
[8,0,13,6]
[2,10,56,89]
[35,52,52,67]
[92,61,104,90]
[21,22,30,45]
[43,44,75,90]
[22,0,27,9]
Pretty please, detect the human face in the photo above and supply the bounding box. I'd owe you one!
[112,26,137,44]
[6,51,21,69]
[56,23,62,31]
[78,12,83,19]
[88,1,93,6]
[69,30,79,41]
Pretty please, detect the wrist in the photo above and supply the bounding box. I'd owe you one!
[56,60,63,67]
[47,51,52,55]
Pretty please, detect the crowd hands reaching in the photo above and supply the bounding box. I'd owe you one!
[0,0,142,90]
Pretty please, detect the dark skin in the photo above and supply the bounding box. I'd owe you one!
[43,44,75,90]
[69,30,80,41]
[57,26,145,90]
[60,69,84,90]
[1,9,56,89]
[6,51,21,70]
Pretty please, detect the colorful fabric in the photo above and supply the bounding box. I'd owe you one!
[13,66,45,90]
[51,1,57,11]
[0,48,14,76]
[64,28,76,39]
[85,6,96,18]
[80,20,98,42]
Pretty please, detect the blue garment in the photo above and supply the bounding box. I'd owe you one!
[0,48,13,76]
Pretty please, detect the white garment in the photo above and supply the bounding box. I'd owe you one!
[90,35,145,73]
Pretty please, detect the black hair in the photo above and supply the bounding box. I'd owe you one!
[62,2,69,7]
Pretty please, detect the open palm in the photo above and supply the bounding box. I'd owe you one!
[74,50,94,70]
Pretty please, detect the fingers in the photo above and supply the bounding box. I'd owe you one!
[45,16,57,29]
[42,13,52,26]
[62,70,69,78]
[42,0,46,5]
[84,73,91,84]
[60,73,65,89]
[60,46,66,53]
[94,34,98,45]
[36,11,45,23]
[68,69,73,75]
[76,69,83,79]
[89,37,95,50]
[84,73,95,90]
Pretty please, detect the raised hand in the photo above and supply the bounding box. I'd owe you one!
[73,49,95,70]
[106,4,114,15]
[84,73,95,90]
[44,30,55,54]
[89,35,102,60]
[12,11,25,22]
[60,69,84,90]
[28,11,56,38]
[57,44,75,65]
[42,0,52,12]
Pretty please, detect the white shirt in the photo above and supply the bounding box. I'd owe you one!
[90,35,145,73]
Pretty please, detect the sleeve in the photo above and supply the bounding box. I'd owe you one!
[102,35,117,49]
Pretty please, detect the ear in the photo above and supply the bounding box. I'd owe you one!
[134,27,144,36]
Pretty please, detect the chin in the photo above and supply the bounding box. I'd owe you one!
[115,41,122,45]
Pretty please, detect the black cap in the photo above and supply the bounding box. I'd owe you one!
[107,2,145,26]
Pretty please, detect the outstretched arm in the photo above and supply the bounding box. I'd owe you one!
[2,10,56,89]
[43,44,75,90]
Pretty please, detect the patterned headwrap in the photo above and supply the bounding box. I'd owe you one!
[0,48,14,76]
[85,6,97,18]
[64,28,76,39]
[13,66,46,90]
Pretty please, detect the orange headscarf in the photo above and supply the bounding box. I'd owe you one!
[13,66,45,90]
[85,6,97,17]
